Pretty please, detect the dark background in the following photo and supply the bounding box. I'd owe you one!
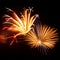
[0,0,60,59]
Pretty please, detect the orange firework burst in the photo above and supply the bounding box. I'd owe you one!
[3,7,39,45]
[25,24,58,49]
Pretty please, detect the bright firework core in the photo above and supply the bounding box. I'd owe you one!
[38,40,41,44]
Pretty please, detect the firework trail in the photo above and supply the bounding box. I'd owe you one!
[2,7,39,45]
[25,24,58,49]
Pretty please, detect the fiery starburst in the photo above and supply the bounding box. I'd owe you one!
[25,24,58,49]
[3,7,39,45]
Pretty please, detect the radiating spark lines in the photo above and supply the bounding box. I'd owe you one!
[25,24,58,49]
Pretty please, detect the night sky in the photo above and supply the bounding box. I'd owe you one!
[0,0,60,59]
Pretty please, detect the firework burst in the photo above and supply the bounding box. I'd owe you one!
[2,7,39,45]
[25,24,58,49]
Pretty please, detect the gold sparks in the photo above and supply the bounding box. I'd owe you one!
[25,24,58,49]
[3,7,39,38]
[3,7,39,45]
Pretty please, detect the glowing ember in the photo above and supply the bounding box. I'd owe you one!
[0,34,7,43]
